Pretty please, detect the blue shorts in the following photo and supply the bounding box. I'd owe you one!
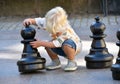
[51,39,76,57]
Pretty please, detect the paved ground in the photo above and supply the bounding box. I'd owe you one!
[0,14,120,84]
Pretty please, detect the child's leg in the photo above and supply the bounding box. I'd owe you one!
[62,45,76,60]
[62,39,78,71]
[45,47,59,60]
[45,47,61,70]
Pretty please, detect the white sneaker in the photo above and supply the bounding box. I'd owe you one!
[64,60,77,71]
[46,59,61,70]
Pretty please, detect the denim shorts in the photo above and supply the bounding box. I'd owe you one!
[51,39,76,57]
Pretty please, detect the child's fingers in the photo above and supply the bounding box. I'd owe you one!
[23,19,32,27]
[30,41,41,48]
[30,42,36,48]
[23,21,26,26]
[30,42,34,45]
[23,19,28,26]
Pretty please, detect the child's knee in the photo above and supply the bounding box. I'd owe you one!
[62,39,76,51]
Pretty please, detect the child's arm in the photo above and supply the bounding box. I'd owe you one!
[30,40,56,48]
[23,18,46,30]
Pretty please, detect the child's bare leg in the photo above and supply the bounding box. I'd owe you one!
[45,47,61,70]
[62,45,77,71]
[45,47,59,60]
[62,45,76,60]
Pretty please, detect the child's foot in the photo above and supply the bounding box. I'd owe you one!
[46,59,61,70]
[64,60,77,72]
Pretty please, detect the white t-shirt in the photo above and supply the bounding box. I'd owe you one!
[35,17,82,54]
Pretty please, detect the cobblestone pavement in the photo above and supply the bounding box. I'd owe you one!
[0,14,120,84]
[0,14,120,31]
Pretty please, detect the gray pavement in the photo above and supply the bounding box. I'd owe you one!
[0,14,120,84]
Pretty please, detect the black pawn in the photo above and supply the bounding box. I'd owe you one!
[111,29,120,80]
[85,16,113,69]
[17,26,46,73]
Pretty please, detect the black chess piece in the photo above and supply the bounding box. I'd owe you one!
[17,25,46,73]
[111,29,120,80]
[85,16,113,69]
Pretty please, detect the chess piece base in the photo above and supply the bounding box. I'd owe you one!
[17,57,46,73]
[111,64,120,80]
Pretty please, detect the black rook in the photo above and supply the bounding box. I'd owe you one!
[17,26,46,73]
[85,16,113,69]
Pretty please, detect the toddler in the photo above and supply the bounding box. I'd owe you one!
[23,6,82,71]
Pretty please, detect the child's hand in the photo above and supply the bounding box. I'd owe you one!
[30,41,41,48]
[23,18,33,27]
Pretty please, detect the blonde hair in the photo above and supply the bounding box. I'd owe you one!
[45,6,69,34]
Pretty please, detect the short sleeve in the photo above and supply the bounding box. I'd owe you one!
[35,17,46,29]
[52,37,65,47]
[52,40,61,47]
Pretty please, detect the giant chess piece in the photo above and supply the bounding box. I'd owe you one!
[85,16,113,69]
[111,29,120,80]
[17,26,46,73]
